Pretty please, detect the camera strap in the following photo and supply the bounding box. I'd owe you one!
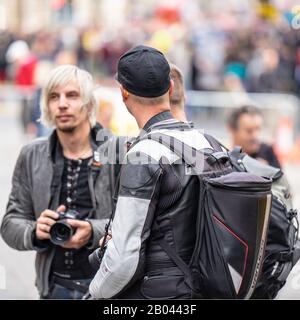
[90,135,128,256]
[99,151,124,256]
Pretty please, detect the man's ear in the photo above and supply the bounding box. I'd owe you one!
[120,85,129,101]
[169,79,174,97]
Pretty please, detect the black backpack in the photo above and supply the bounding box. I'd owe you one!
[229,148,300,299]
[144,130,273,299]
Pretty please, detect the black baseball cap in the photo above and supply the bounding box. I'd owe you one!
[116,45,171,98]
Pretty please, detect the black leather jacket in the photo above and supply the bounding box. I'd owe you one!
[89,112,214,299]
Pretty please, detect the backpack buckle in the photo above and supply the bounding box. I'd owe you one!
[278,251,293,262]
[207,152,229,165]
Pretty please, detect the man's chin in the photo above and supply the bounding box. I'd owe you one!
[56,124,76,133]
[246,144,260,156]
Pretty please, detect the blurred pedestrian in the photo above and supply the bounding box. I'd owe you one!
[169,63,188,122]
[5,40,38,134]
[227,105,281,168]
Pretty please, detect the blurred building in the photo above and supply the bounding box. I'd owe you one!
[0,0,128,33]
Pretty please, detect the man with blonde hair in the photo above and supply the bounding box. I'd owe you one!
[1,65,116,299]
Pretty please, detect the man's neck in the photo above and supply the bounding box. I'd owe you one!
[171,109,187,123]
[134,106,171,129]
[57,123,92,159]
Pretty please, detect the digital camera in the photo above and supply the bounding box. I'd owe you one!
[49,209,80,245]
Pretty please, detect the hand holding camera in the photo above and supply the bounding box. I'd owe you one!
[61,218,92,249]
[36,205,65,241]
[36,205,92,249]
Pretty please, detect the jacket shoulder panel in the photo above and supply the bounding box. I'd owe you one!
[127,139,180,164]
[151,129,213,151]
[20,137,49,157]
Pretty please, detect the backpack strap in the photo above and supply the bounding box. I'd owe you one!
[146,132,229,174]
[99,135,128,262]
[144,131,229,291]
[203,133,229,152]
[152,220,193,289]
[228,147,246,172]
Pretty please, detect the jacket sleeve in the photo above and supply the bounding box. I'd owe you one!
[85,218,109,250]
[0,146,46,252]
[89,152,162,299]
[86,135,131,250]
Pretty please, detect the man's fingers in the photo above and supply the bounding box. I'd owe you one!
[62,239,82,249]
[37,224,51,233]
[42,225,50,233]
[41,210,59,220]
[70,234,88,244]
[42,233,50,240]
[58,221,92,249]
[61,242,73,249]
[37,217,57,227]
[36,230,50,240]
[56,205,66,213]
[65,219,81,228]
[62,233,90,249]
[66,219,88,228]
[99,235,112,247]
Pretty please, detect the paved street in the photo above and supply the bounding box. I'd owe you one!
[0,101,299,299]
[0,101,38,299]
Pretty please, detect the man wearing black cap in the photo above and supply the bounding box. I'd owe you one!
[89,45,214,299]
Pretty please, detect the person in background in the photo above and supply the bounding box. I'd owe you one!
[227,105,281,168]
[169,63,188,122]
[5,40,38,134]
[96,99,115,131]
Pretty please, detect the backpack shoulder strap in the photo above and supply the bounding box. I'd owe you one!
[146,131,229,173]
[203,133,229,152]
[152,220,193,289]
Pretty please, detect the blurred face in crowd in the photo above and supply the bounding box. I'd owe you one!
[231,113,263,155]
[48,81,90,133]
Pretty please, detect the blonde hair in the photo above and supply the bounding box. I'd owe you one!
[40,64,97,128]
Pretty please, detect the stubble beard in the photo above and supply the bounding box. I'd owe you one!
[56,124,77,133]
[55,120,77,133]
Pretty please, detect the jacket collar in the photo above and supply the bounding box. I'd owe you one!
[47,122,104,162]
[142,110,173,133]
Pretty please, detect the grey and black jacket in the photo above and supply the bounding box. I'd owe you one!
[0,123,119,298]
[89,112,215,299]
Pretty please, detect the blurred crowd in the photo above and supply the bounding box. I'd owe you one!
[0,1,300,91]
[0,0,300,138]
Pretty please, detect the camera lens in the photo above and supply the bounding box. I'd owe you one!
[50,220,73,245]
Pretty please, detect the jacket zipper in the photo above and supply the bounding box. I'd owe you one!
[88,160,97,213]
